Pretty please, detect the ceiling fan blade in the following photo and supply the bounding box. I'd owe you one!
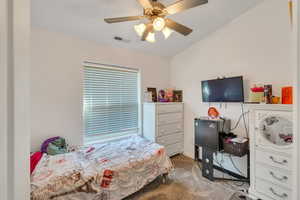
[166,0,208,15]
[137,0,153,9]
[141,24,153,41]
[165,19,192,36]
[104,16,144,23]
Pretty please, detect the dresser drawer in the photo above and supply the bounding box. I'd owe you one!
[157,123,183,137]
[256,179,291,200]
[157,104,183,114]
[158,113,182,125]
[256,150,292,171]
[157,133,183,146]
[255,163,292,189]
[165,142,183,157]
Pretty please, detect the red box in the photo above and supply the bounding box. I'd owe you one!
[282,87,293,104]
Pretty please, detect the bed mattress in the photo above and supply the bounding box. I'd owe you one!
[31,136,173,200]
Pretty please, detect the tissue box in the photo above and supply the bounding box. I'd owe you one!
[249,92,264,103]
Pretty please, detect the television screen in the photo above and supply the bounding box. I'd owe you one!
[201,76,244,102]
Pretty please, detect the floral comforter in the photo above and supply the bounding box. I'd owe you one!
[31,136,173,200]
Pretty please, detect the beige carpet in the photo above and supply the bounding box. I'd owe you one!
[125,155,251,200]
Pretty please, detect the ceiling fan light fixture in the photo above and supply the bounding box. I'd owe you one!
[134,23,146,37]
[153,17,165,31]
[146,32,156,43]
[105,0,208,42]
[162,27,173,39]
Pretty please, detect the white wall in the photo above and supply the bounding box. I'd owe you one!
[170,0,294,175]
[31,28,170,152]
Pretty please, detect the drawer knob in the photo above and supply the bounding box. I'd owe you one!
[269,156,288,165]
[269,187,288,198]
[269,171,288,181]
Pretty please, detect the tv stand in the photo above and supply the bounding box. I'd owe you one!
[194,118,250,183]
[195,145,250,183]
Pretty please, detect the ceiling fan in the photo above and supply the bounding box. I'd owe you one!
[104,0,208,43]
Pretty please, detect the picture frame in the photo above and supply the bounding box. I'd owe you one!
[173,90,183,102]
[147,87,157,102]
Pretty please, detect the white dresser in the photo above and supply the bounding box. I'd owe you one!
[249,105,294,200]
[143,102,184,157]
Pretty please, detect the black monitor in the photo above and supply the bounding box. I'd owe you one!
[201,76,244,102]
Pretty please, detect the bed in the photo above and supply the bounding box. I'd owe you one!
[31,136,173,200]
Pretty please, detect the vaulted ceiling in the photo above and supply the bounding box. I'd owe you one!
[31,0,262,57]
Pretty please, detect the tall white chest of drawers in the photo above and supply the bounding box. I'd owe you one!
[249,105,294,200]
[143,102,184,157]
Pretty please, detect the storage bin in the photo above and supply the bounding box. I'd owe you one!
[223,138,249,157]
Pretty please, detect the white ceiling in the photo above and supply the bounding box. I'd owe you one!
[31,0,262,57]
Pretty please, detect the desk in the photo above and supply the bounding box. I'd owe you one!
[194,118,250,182]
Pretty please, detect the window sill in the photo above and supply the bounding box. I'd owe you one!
[84,132,141,146]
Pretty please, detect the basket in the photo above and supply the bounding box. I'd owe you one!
[223,138,249,157]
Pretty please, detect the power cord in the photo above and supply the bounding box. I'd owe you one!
[228,154,246,187]
[228,154,245,177]
[230,112,249,131]
[214,152,245,187]
[241,103,249,138]
[229,104,249,138]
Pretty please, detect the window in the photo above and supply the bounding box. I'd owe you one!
[83,63,140,143]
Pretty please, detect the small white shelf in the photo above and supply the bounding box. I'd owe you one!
[245,104,293,111]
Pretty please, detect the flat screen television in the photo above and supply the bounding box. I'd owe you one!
[201,76,244,102]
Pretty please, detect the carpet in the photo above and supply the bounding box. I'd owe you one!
[125,155,251,200]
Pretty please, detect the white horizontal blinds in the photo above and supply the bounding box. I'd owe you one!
[84,65,139,138]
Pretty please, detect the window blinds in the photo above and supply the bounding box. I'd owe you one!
[83,64,139,140]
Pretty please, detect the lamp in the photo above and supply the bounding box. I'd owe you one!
[134,23,155,43]
[134,23,146,37]
[145,32,155,43]
[162,27,173,39]
[153,17,165,31]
